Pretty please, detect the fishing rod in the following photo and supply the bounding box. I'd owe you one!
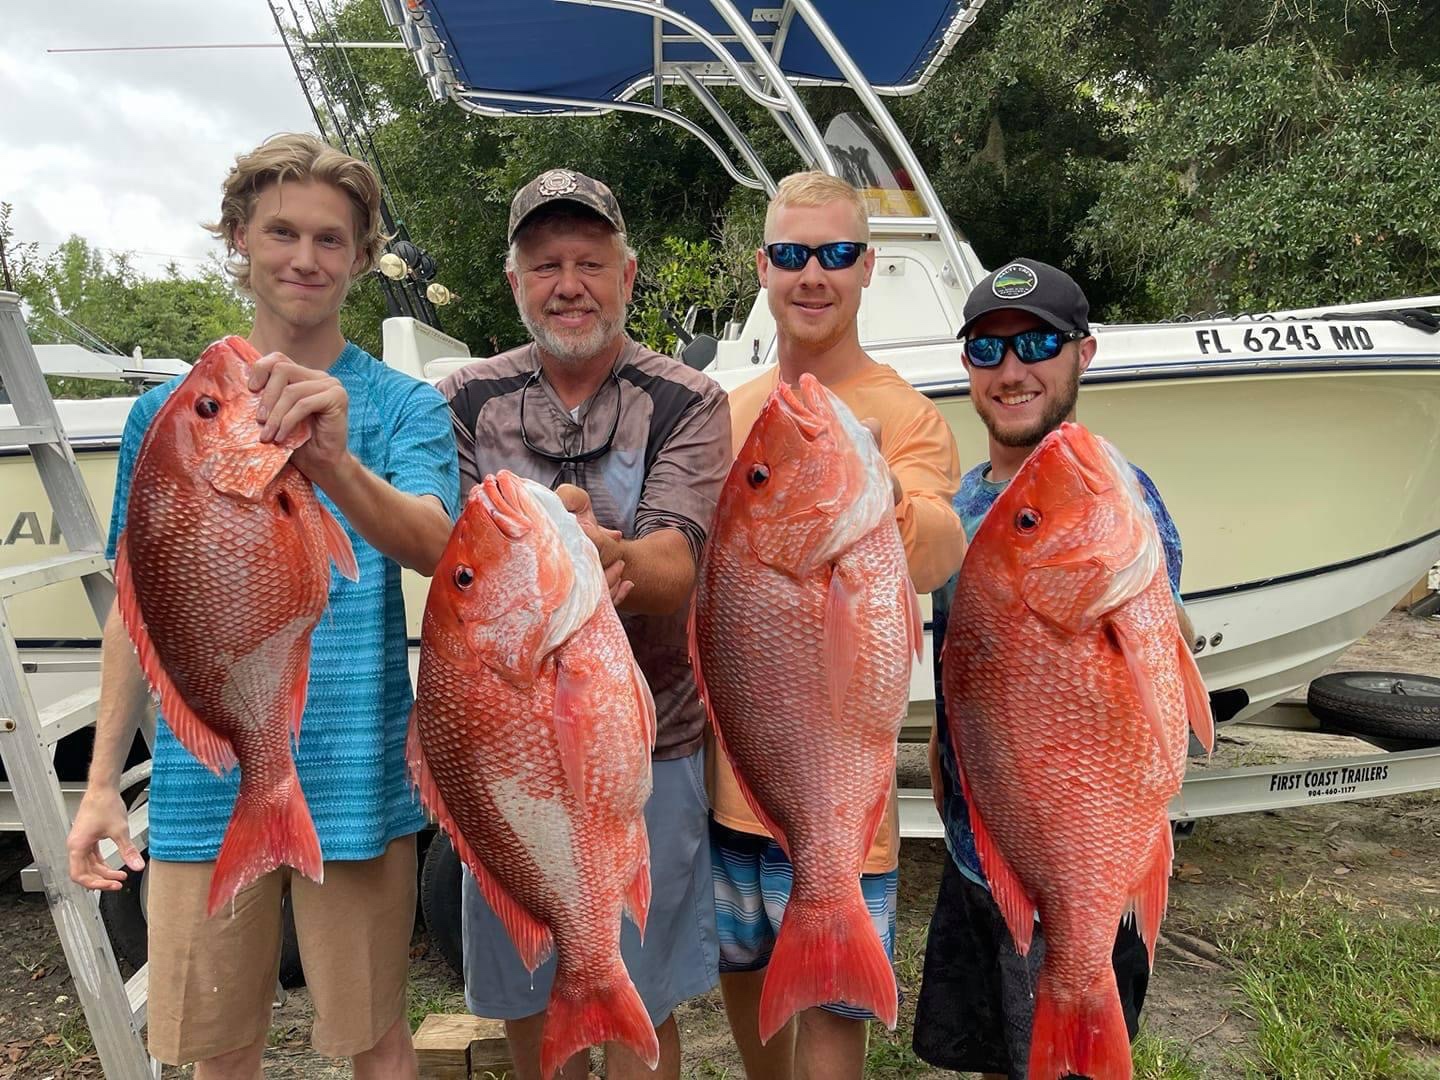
[265,0,446,329]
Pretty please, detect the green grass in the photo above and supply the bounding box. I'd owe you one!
[406,981,468,1033]
[1222,889,1440,1079]
[1133,1027,1206,1080]
[22,1011,96,1069]
[863,1022,931,1077]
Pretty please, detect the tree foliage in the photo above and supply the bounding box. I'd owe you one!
[9,0,1439,375]
[2,209,252,397]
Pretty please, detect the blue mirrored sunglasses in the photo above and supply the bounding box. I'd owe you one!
[764,241,868,272]
[964,328,1087,368]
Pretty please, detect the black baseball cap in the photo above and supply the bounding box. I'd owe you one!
[956,257,1090,339]
[508,169,627,243]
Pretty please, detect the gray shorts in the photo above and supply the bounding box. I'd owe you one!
[462,746,720,1024]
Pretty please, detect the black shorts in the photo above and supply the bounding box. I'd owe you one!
[911,853,1150,1079]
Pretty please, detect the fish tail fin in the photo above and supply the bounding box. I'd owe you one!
[542,970,658,1079]
[1028,971,1132,1080]
[758,889,897,1044]
[206,770,322,917]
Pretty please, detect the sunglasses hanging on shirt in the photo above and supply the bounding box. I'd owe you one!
[519,369,622,464]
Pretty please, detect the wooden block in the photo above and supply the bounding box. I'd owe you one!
[415,1014,513,1080]
[1397,575,1431,610]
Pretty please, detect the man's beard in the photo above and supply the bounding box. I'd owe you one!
[975,361,1081,449]
[522,304,626,365]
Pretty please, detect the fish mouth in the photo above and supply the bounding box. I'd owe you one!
[774,373,831,440]
[1049,421,1116,496]
[474,471,534,540]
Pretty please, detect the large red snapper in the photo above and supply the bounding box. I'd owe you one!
[115,335,358,917]
[408,471,658,1079]
[690,373,921,1041]
[943,421,1214,1080]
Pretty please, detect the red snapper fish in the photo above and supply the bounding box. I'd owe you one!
[409,471,658,1079]
[943,421,1214,1080]
[691,373,921,1041]
[115,335,358,916]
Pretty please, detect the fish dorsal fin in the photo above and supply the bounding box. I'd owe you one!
[405,709,554,971]
[115,533,238,775]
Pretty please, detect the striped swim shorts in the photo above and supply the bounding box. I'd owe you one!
[709,818,898,1021]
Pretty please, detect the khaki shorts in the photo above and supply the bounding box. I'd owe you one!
[145,833,417,1064]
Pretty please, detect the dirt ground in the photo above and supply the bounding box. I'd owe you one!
[2,611,1438,1078]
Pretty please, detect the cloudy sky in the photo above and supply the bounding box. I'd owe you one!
[1,2,326,277]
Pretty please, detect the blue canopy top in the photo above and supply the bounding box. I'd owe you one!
[395,1,974,112]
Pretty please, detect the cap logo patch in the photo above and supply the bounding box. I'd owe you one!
[537,169,579,196]
[992,263,1038,299]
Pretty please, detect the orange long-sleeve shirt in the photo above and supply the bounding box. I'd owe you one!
[706,361,966,873]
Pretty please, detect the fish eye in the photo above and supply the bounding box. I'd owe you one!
[747,463,770,488]
[453,565,475,589]
[1015,507,1042,533]
[195,396,220,419]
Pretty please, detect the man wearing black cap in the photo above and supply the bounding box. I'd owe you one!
[911,258,1191,1079]
[436,169,729,1080]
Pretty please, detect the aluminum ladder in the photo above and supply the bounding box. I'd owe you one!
[0,291,160,1079]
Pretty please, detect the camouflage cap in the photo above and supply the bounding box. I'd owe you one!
[507,168,627,244]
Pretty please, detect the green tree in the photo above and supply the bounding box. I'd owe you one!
[1075,1,1440,318]
[319,0,1440,342]
[2,220,252,398]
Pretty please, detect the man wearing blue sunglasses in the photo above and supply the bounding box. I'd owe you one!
[709,172,966,1080]
[913,257,1192,1079]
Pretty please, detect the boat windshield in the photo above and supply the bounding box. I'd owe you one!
[825,112,927,219]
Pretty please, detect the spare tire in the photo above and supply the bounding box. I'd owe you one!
[99,854,307,989]
[420,831,465,977]
[1307,671,1440,749]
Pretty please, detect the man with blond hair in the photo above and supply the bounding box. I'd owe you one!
[67,133,458,1079]
[709,171,966,1080]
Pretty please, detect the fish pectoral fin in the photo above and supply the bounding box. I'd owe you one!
[115,535,238,775]
[1129,821,1174,967]
[824,565,864,725]
[1177,631,1215,755]
[406,710,555,971]
[317,500,359,582]
[1105,616,1178,783]
[958,764,1036,953]
[552,657,594,808]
